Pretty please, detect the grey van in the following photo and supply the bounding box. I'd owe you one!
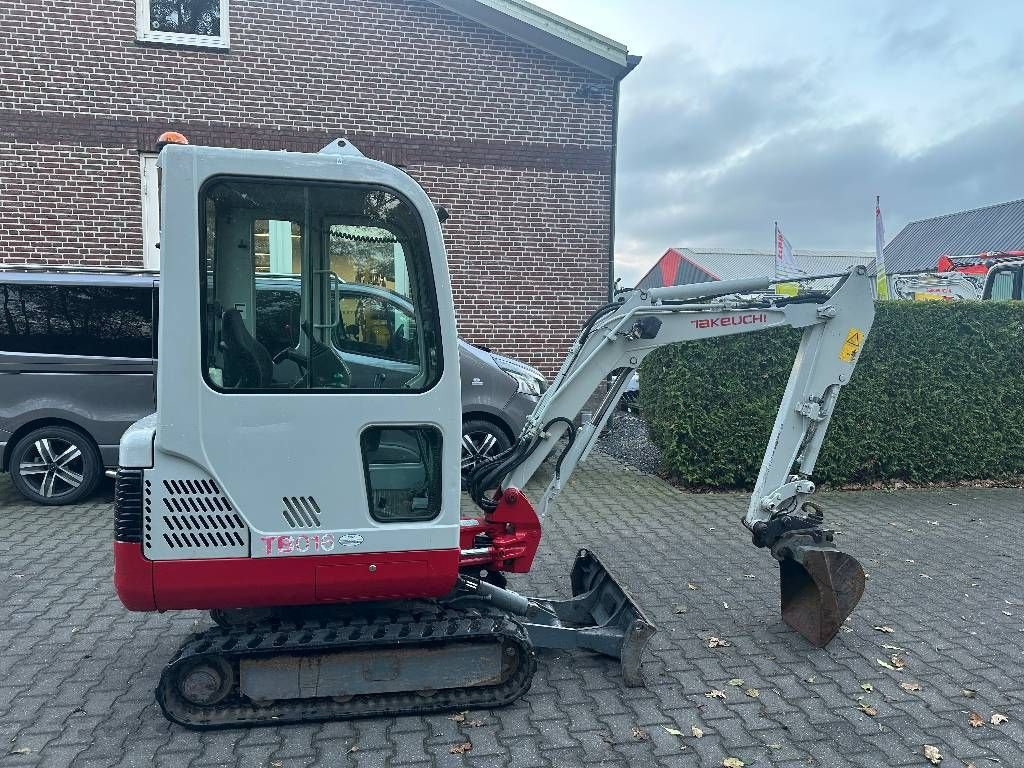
[0,268,545,505]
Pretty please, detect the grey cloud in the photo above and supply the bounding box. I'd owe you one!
[881,13,963,61]
[615,81,1024,281]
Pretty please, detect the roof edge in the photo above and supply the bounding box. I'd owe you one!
[428,0,634,79]
[901,197,1024,228]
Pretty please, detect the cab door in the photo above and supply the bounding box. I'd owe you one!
[154,143,462,564]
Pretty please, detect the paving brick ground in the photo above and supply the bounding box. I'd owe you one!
[1,453,1022,768]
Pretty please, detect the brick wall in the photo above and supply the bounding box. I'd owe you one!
[0,0,616,376]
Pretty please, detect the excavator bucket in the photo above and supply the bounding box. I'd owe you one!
[776,535,866,647]
[521,549,657,686]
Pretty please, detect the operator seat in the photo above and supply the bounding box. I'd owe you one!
[221,309,274,388]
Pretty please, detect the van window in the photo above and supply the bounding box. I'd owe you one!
[0,284,153,358]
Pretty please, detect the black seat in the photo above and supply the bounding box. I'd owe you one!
[221,309,274,388]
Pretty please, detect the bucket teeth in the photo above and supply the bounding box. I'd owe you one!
[774,533,866,647]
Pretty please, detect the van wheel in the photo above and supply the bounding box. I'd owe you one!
[9,426,102,506]
[461,419,513,487]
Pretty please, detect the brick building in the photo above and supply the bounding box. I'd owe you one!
[0,0,637,375]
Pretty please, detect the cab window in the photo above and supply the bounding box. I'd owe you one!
[200,178,442,392]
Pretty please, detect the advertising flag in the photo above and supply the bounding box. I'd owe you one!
[875,196,888,299]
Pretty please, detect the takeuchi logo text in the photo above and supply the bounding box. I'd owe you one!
[690,313,769,330]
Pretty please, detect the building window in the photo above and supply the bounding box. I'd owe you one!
[140,154,160,269]
[136,0,230,49]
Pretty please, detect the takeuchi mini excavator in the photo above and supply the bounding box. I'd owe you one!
[113,138,875,728]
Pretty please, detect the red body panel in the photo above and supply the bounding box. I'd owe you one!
[114,541,460,611]
[114,488,541,612]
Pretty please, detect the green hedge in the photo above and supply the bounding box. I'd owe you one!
[640,302,1024,488]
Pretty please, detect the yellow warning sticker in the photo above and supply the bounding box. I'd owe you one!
[839,327,864,362]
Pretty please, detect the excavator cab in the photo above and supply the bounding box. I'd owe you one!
[117,140,467,610]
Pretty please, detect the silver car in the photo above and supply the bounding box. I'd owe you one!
[0,269,545,505]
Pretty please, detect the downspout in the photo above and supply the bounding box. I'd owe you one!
[607,55,642,299]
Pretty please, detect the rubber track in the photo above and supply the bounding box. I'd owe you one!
[157,602,536,729]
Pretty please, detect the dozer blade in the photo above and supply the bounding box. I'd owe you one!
[522,549,657,686]
[776,536,865,647]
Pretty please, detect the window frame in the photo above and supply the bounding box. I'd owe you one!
[136,0,230,49]
[140,154,160,269]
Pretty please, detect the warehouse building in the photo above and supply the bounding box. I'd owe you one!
[883,198,1024,274]
[0,0,637,375]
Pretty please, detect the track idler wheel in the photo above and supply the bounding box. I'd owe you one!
[172,656,235,708]
[773,531,865,648]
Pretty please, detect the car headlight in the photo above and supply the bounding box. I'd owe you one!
[500,367,545,396]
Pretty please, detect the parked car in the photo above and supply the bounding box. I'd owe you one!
[0,268,545,505]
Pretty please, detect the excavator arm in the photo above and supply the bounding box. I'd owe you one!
[467,264,875,648]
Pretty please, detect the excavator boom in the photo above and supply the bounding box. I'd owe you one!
[468,264,876,647]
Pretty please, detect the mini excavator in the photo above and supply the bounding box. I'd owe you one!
[113,138,875,728]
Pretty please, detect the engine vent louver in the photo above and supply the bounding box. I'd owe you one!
[144,472,250,559]
[114,469,144,543]
[281,496,321,529]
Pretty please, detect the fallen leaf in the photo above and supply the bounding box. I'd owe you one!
[877,658,896,671]
[688,583,697,590]
[900,682,922,692]
[990,713,1008,725]
[723,758,745,768]
[961,688,976,698]
[631,726,649,740]
[664,726,685,737]
[727,678,745,687]
[449,741,472,755]
[968,712,985,728]
[873,626,895,633]
[858,701,878,717]
[449,711,468,723]
[923,744,942,765]
[707,636,731,648]
[861,683,874,692]
[705,689,726,700]
[890,654,906,669]
[691,725,704,738]
[744,688,760,698]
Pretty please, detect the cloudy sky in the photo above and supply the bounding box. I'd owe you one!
[533,0,1024,284]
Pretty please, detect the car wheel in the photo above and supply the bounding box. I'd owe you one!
[461,419,513,486]
[8,425,103,506]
